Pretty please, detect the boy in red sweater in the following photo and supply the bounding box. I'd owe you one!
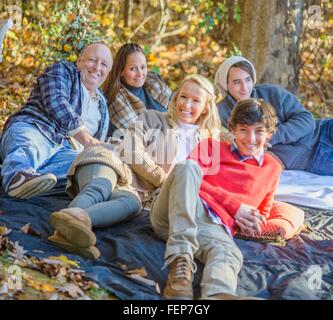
[150,98,304,300]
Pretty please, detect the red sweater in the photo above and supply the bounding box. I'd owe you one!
[189,138,282,235]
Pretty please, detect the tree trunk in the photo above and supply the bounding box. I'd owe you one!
[229,0,304,93]
[124,0,133,28]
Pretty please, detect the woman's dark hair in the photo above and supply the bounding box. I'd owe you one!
[104,43,145,105]
[228,98,277,133]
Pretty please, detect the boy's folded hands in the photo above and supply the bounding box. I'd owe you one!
[235,203,267,236]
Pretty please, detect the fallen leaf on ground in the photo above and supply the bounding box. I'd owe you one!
[12,241,27,259]
[23,273,56,293]
[20,223,41,237]
[48,293,60,300]
[40,283,56,293]
[301,224,313,234]
[56,275,67,284]
[0,226,11,236]
[125,267,147,277]
[124,267,160,293]
[46,255,80,268]
[57,283,84,299]
[42,259,63,265]
[68,269,85,275]
[116,262,128,271]
[32,250,44,254]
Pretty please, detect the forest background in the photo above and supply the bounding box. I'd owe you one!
[0,0,332,132]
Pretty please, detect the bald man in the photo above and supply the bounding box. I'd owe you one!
[0,42,113,199]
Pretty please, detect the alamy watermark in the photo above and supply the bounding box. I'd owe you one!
[1,264,23,291]
[305,265,322,291]
[307,5,323,30]
[112,124,223,175]
[304,264,333,298]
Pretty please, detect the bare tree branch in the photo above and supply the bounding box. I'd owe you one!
[127,11,160,41]
[148,25,187,41]
[151,0,170,51]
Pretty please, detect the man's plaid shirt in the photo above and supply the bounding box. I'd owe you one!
[3,61,109,144]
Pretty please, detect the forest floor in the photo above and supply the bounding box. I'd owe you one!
[0,226,118,300]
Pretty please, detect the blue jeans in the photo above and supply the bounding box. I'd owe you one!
[0,122,79,191]
[307,119,333,176]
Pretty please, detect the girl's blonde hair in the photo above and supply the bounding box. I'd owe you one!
[168,74,222,138]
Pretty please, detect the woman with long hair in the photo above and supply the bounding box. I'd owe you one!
[104,43,172,133]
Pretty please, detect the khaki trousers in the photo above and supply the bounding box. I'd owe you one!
[150,160,243,297]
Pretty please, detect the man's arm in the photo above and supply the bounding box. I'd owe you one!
[37,62,84,136]
[269,87,316,146]
[73,128,100,148]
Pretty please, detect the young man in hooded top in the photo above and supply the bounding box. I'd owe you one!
[215,56,333,176]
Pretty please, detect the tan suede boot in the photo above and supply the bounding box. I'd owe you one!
[48,231,100,260]
[50,208,96,248]
[163,254,195,300]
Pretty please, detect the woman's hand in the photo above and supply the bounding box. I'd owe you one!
[234,203,266,236]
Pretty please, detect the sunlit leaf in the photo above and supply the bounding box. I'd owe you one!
[46,255,80,268]
[57,283,84,299]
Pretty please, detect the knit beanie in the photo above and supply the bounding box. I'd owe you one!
[214,56,257,97]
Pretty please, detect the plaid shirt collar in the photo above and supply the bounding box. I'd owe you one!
[231,141,264,166]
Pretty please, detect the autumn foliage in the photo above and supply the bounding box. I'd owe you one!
[0,0,332,131]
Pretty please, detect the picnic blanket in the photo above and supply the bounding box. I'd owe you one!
[0,184,333,300]
[276,170,333,210]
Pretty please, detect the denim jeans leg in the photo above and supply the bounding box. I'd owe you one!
[0,122,58,190]
[307,119,333,176]
[38,140,79,182]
